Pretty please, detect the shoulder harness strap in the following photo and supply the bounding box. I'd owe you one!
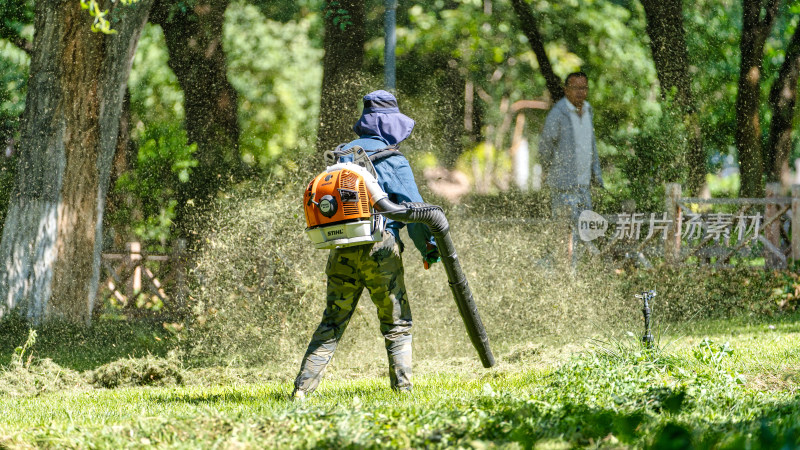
[324,144,404,165]
[368,148,403,163]
[322,144,405,182]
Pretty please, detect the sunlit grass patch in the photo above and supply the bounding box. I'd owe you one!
[2,330,800,448]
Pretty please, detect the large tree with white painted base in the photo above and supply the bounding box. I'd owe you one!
[0,0,154,325]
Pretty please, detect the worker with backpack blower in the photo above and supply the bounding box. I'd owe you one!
[292,90,441,399]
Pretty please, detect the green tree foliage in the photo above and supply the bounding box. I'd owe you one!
[0,0,33,47]
[0,2,31,234]
[111,124,197,245]
[393,1,555,138]
[733,0,780,198]
[133,1,323,172]
[0,45,27,142]
[510,0,564,101]
[120,24,188,244]
[639,0,705,194]
[316,0,365,154]
[620,105,688,212]
[149,0,243,237]
[686,0,741,162]
[686,1,799,185]
[535,0,658,133]
[764,9,800,181]
[248,0,323,25]
[0,44,27,233]
[80,0,141,34]
[128,24,184,126]
[225,2,323,172]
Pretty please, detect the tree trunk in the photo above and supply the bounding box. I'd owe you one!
[736,0,779,198]
[149,0,241,231]
[640,0,705,195]
[509,0,564,101]
[766,25,800,184]
[0,0,154,325]
[316,0,366,154]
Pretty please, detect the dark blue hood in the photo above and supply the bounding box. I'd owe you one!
[352,90,415,145]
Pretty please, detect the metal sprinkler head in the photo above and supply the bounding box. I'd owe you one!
[635,290,656,348]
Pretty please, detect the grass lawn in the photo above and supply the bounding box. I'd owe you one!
[2,313,800,449]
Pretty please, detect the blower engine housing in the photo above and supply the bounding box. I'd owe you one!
[304,166,384,249]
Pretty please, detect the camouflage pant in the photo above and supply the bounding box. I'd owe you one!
[293,232,412,394]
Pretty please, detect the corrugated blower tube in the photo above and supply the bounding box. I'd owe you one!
[372,197,496,368]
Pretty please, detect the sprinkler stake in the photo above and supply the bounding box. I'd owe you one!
[636,290,656,349]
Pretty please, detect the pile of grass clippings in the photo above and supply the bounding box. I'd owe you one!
[0,329,88,397]
[0,357,87,397]
[503,343,544,364]
[90,353,183,389]
[0,354,185,396]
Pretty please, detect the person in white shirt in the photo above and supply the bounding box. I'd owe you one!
[539,72,604,266]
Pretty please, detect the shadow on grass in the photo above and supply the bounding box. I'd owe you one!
[455,381,800,449]
[0,313,176,371]
[448,395,800,449]
[465,401,648,447]
[314,383,394,402]
[150,389,289,405]
[646,396,800,449]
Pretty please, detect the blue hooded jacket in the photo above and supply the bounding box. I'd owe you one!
[338,90,435,257]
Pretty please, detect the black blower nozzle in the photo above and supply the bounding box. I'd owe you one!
[373,198,496,368]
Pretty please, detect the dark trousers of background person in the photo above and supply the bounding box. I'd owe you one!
[550,185,592,269]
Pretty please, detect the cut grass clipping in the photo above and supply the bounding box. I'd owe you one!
[0,329,184,396]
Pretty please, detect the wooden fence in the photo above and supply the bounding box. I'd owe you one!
[594,182,799,269]
[97,240,187,318]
